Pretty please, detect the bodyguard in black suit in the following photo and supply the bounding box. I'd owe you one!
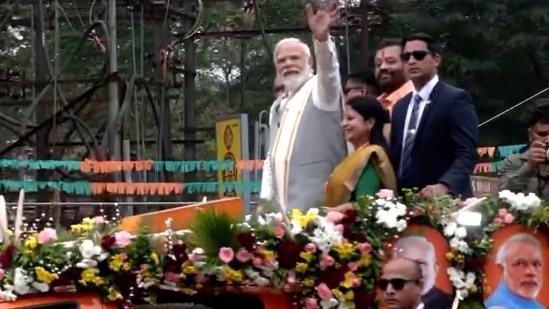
[390,33,479,199]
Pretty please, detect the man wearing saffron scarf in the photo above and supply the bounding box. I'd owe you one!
[485,233,544,309]
[259,3,349,211]
[375,38,414,142]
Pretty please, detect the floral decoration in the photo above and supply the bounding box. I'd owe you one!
[0,189,547,309]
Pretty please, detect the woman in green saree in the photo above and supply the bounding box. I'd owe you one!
[324,96,397,212]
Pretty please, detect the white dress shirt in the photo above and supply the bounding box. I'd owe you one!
[401,75,439,148]
[260,36,342,200]
[415,303,425,309]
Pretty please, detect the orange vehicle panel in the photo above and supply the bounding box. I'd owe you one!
[120,198,244,234]
[0,293,116,309]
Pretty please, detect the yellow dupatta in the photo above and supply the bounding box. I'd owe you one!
[324,144,397,207]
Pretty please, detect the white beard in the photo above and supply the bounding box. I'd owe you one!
[282,66,313,94]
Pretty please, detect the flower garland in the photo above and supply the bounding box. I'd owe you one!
[441,190,548,308]
[0,194,409,309]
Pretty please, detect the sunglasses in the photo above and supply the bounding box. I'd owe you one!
[343,87,365,95]
[378,278,419,291]
[400,51,432,62]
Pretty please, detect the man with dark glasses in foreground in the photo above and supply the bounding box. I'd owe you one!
[380,258,425,309]
[390,33,479,200]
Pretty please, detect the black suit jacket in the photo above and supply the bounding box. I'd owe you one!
[422,286,452,309]
[390,81,479,198]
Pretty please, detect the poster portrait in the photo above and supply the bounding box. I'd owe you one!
[483,224,549,309]
[384,224,453,308]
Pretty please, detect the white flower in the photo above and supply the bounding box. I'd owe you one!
[455,227,467,239]
[499,190,541,211]
[13,268,30,295]
[444,221,458,236]
[32,282,49,293]
[320,298,338,309]
[447,267,476,299]
[79,240,95,259]
[0,285,17,301]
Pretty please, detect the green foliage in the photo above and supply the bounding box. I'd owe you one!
[188,207,241,262]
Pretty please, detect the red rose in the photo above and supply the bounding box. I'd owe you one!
[351,232,367,243]
[5,244,15,256]
[466,256,486,272]
[101,235,116,250]
[236,231,256,252]
[320,264,349,289]
[0,252,11,268]
[354,290,376,308]
[277,241,303,268]
[172,243,188,262]
[342,225,352,239]
[342,209,358,224]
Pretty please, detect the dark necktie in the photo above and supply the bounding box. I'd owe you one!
[399,94,423,177]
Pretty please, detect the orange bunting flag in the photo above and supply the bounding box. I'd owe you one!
[81,160,154,173]
[90,182,182,195]
[474,163,492,173]
[236,160,264,170]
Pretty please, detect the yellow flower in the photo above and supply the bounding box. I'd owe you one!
[109,254,125,272]
[25,236,37,249]
[470,284,478,293]
[340,272,354,289]
[333,242,356,259]
[331,289,342,298]
[357,253,371,267]
[6,229,13,237]
[291,209,302,220]
[445,252,455,261]
[300,251,312,263]
[456,254,465,264]
[150,252,160,265]
[35,267,58,284]
[295,262,308,273]
[182,261,198,274]
[79,268,104,286]
[195,283,203,290]
[263,250,275,260]
[303,278,315,287]
[222,267,243,282]
[344,290,354,301]
[181,288,197,295]
[107,287,123,301]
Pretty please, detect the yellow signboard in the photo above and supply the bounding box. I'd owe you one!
[216,117,242,198]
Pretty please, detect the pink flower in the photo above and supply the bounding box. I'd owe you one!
[275,217,282,225]
[498,208,508,217]
[252,257,263,268]
[493,217,503,225]
[37,228,57,244]
[376,189,394,199]
[352,278,361,287]
[236,249,251,263]
[319,261,327,271]
[305,243,317,253]
[326,211,345,224]
[114,231,132,248]
[264,258,276,267]
[283,284,292,292]
[275,226,285,238]
[321,253,335,266]
[359,243,372,253]
[53,286,71,293]
[348,262,358,272]
[334,224,344,232]
[463,197,479,206]
[218,247,235,263]
[503,213,514,224]
[164,271,180,283]
[256,245,265,254]
[287,276,296,284]
[305,297,319,309]
[0,268,4,280]
[195,274,208,283]
[94,216,105,224]
[316,283,333,300]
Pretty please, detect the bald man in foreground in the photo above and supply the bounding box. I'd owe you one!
[381,258,426,309]
[260,3,349,211]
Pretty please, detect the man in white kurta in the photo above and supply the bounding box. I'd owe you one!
[260,3,350,211]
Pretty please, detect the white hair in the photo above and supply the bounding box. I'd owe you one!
[495,233,541,265]
[393,236,436,265]
[273,38,312,64]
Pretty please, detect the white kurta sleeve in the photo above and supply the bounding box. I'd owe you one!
[260,151,273,200]
[311,36,342,111]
